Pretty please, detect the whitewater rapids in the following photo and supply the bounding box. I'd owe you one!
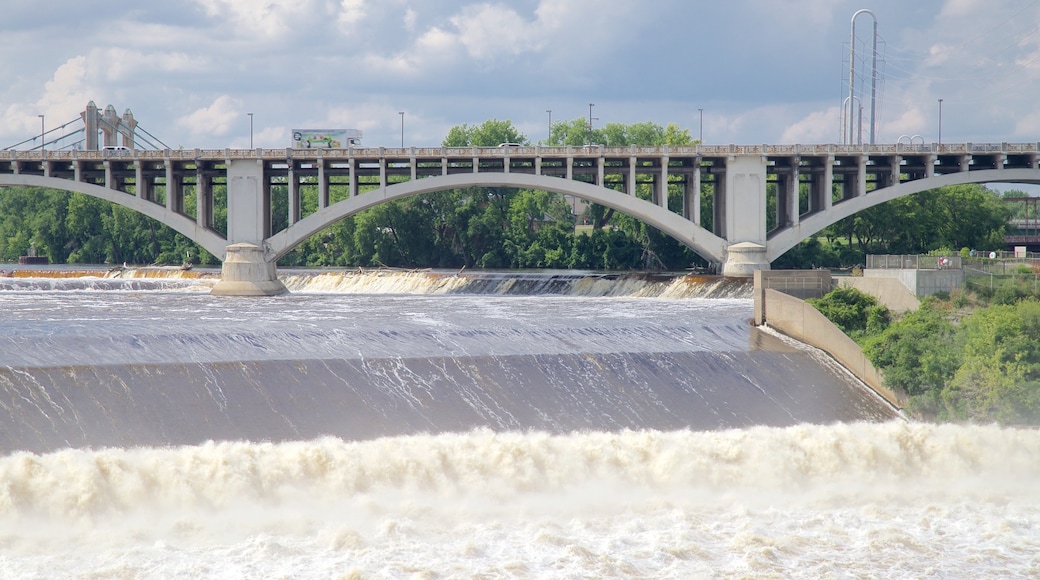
[0,422,1037,578]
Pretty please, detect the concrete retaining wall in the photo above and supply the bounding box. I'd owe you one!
[865,268,964,297]
[754,271,907,409]
[837,276,919,313]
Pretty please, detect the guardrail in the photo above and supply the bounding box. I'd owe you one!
[4,142,1040,162]
[867,254,962,270]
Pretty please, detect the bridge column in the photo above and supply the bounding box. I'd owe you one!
[808,154,834,212]
[135,161,151,201]
[658,157,669,208]
[318,158,329,208]
[165,160,184,214]
[211,158,288,296]
[348,158,357,199]
[288,162,300,225]
[888,156,902,187]
[857,155,868,197]
[720,155,770,276]
[686,162,701,224]
[776,157,799,228]
[196,165,213,230]
[628,155,636,196]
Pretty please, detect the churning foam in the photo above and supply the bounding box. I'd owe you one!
[1,422,1037,577]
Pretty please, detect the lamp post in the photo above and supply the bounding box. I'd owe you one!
[399,111,405,148]
[546,109,552,142]
[38,115,44,152]
[698,108,703,143]
[588,103,596,144]
[247,112,253,149]
[937,98,943,145]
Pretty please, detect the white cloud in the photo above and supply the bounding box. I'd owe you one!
[450,4,542,61]
[879,106,929,142]
[6,1,1040,149]
[403,8,418,32]
[179,95,243,137]
[191,0,330,39]
[339,0,367,28]
[780,107,841,144]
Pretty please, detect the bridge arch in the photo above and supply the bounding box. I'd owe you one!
[264,172,729,264]
[767,168,1040,261]
[0,174,229,259]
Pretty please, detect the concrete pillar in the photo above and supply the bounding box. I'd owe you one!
[348,158,357,199]
[659,157,669,209]
[628,156,636,196]
[135,161,146,200]
[210,243,288,296]
[213,159,288,296]
[288,163,300,225]
[226,158,266,244]
[82,101,99,151]
[102,105,120,148]
[787,158,800,227]
[713,169,727,238]
[318,158,328,208]
[723,155,767,244]
[197,166,213,229]
[167,158,188,214]
[722,241,769,277]
[823,155,834,210]
[121,109,137,149]
[857,155,868,196]
[689,162,701,224]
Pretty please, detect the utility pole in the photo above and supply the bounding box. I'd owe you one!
[937,98,943,145]
[588,103,595,144]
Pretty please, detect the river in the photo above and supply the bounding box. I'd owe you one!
[0,268,1036,578]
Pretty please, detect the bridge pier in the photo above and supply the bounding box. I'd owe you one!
[210,242,288,296]
[722,242,770,277]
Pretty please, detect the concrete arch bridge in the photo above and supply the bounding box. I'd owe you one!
[1,142,1039,295]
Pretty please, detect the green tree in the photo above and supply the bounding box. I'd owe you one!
[808,286,890,338]
[863,299,960,407]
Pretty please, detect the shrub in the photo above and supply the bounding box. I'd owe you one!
[808,286,890,339]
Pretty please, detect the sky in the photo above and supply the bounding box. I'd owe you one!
[3,0,1040,152]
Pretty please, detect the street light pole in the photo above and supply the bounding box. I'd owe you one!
[937,98,943,145]
[588,103,595,144]
[546,109,552,142]
[698,108,703,143]
[247,112,253,149]
[38,115,44,152]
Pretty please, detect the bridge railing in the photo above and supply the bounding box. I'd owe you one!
[4,142,1040,162]
[867,254,962,270]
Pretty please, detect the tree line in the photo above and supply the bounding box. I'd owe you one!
[0,118,1017,269]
